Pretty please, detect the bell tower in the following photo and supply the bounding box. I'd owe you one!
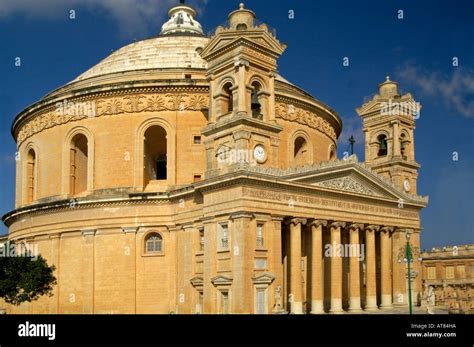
[356,76,421,194]
[200,3,286,176]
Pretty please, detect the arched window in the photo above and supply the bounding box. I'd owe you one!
[329,147,337,161]
[222,82,233,114]
[400,133,409,160]
[294,136,307,165]
[377,135,388,157]
[236,23,248,31]
[250,82,263,120]
[26,148,36,203]
[144,125,167,185]
[145,233,163,253]
[70,134,88,195]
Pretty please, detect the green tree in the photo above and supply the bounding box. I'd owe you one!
[0,242,56,305]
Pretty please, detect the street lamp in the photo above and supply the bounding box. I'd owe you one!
[396,230,422,315]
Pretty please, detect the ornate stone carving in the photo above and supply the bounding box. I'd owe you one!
[286,218,307,226]
[314,177,375,196]
[330,221,346,229]
[16,92,209,146]
[366,225,381,233]
[380,226,394,234]
[347,223,364,231]
[275,102,337,141]
[309,220,327,228]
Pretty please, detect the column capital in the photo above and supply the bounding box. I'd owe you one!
[330,221,346,229]
[81,229,96,237]
[365,225,380,233]
[347,223,364,232]
[234,58,250,68]
[380,226,394,234]
[230,212,254,220]
[122,227,139,234]
[309,219,327,228]
[286,218,307,226]
[271,215,285,222]
[394,228,414,235]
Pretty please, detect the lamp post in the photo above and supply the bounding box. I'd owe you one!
[405,232,414,315]
[397,230,422,315]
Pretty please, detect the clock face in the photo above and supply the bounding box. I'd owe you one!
[403,179,411,192]
[253,145,266,163]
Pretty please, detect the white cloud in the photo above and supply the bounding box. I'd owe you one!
[0,0,209,37]
[396,65,474,118]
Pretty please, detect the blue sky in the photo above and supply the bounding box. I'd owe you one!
[0,0,473,249]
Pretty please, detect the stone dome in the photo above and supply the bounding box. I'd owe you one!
[73,35,210,82]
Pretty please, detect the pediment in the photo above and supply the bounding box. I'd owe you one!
[252,273,275,284]
[312,175,382,197]
[285,161,417,202]
[356,99,382,115]
[190,276,203,287]
[201,32,285,60]
[211,275,233,286]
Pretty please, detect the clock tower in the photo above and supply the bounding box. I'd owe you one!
[356,76,421,194]
[200,3,286,177]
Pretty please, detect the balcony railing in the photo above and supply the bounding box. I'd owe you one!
[256,236,264,248]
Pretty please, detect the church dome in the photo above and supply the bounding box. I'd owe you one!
[73,35,209,82]
[73,2,208,82]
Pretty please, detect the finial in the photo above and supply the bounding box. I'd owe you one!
[240,3,245,10]
[180,0,185,4]
[386,75,391,82]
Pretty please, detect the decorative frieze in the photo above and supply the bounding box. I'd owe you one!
[275,101,337,141]
[16,91,209,146]
[314,176,375,196]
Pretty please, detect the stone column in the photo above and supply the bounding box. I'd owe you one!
[49,234,61,314]
[207,75,216,124]
[392,229,407,306]
[289,218,306,314]
[409,230,421,307]
[348,224,364,312]
[236,59,249,114]
[365,225,379,311]
[309,220,327,314]
[329,221,346,313]
[202,219,217,313]
[81,229,96,314]
[268,72,276,122]
[380,227,394,309]
[271,216,284,312]
[392,120,401,158]
[230,212,254,314]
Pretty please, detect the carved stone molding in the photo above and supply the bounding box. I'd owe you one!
[122,227,139,234]
[81,229,97,237]
[275,102,337,141]
[330,221,346,229]
[366,225,381,233]
[16,91,209,146]
[233,130,252,141]
[347,223,364,232]
[309,220,328,228]
[314,176,376,196]
[380,226,395,234]
[286,218,307,226]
